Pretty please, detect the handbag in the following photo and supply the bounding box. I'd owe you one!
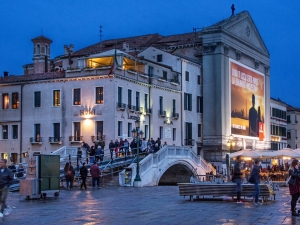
[287,175,296,185]
[286,176,291,185]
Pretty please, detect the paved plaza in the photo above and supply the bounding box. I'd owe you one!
[1,186,300,225]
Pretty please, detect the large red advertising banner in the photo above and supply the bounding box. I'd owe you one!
[230,59,265,140]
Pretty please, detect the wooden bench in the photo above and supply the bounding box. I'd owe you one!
[177,183,276,203]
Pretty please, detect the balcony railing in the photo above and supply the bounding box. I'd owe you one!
[49,137,62,144]
[30,137,43,144]
[172,112,179,119]
[135,106,143,114]
[91,135,106,142]
[184,139,195,146]
[158,110,166,117]
[144,108,152,114]
[117,102,126,110]
[128,104,136,112]
[69,136,83,142]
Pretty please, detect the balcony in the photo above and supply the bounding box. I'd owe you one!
[30,137,43,145]
[91,135,106,143]
[158,110,166,117]
[144,108,152,115]
[49,137,62,144]
[172,112,179,120]
[117,102,126,111]
[128,104,136,112]
[135,106,144,114]
[184,139,195,146]
[69,136,83,143]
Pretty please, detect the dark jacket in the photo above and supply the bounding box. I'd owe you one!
[233,162,242,181]
[0,167,14,189]
[250,165,260,184]
[115,141,120,148]
[109,142,115,150]
[80,166,88,178]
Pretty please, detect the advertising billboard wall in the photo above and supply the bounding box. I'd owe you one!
[230,59,265,140]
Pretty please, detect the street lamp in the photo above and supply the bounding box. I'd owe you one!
[132,119,142,182]
[226,134,236,182]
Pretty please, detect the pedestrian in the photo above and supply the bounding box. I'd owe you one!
[119,138,124,157]
[141,138,147,155]
[154,142,159,153]
[124,139,129,158]
[150,138,155,152]
[114,139,120,158]
[109,140,115,161]
[79,162,88,190]
[287,159,300,216]
[95,146,101,163]
[147,139,152,154]
[249,159,262,205]
[163,141,167,147]
[82,142,90,164]
[16,163,24,178]
[130,138,137,156]
[7,162,16,174]
[0,159,14,218]
[90,146,95,164]
[232,156,243,203]
[64,162,75,190]
[100,146,104,164]
[77,147,82,165]
[90,161,102,189]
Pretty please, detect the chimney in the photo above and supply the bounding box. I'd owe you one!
[3,71,8,77]
[69,44,74,53]
[64,45,68,55]
[122,42,129,52]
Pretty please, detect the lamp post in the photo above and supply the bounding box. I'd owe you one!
[132,119,142,183]
[226,134,236,182]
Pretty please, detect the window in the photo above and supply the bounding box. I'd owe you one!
[2,93,9,109]
[173,128,176,141]
[197,75,201,85]
[145,125,148,139]
[73,122,81,141]
[45,45,48,55]
[12,125,18,139]
[2,125,8,139]
[185,71,189,82]
[128,123,132,138]
[12,92,19,109]
[157,54,162,62]
[136,92,140,109]
[163,71,167,80]
[34,124,41,142]
[96,121,103,138]
[173,99,176,114]
[118,87,122,104]
[185,122,192,139]
[118,121,123,136]
[37,44,40,54]
[159,96,163,112]
[159,126,163,139]
[53,123,60,141]
[144,94,148,110]
[287,132,291,139]
[53,90,60,106]
[73,88,81,105]
[198,124,202,137]
[34,91,41,107]
[95,87,104,104]
[197,96,201,113]
[128,89,132,108]
[184,93,192,111]
[148,66,154,77]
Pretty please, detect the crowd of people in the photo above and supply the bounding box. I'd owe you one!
[81,137,165,164]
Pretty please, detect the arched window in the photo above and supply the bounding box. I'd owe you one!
[37,44,40,54]
[45,45,48,55]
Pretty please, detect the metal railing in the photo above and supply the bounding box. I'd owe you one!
[158,110,166,117]
[69,136,83,142]
[184,139,195,146]
[172,112,179,119]
[116,102,126,109]
[49,137,62,143]
[128,104,136,111]
[30,137,42,142]
[91,135,106,142]
[144,108,152,114]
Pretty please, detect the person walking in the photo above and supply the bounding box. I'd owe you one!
[288,159,300,216]
[79,162,88,190]
[249,159,262,205]
[0,159,13,218]
[233,156,243,203]
[95,146,101,163]
[109,140,115,161]
[90,146,95,164]
[64,162,75,190]
[90,161,102,189]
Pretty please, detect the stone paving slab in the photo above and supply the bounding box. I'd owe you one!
[0,186,299,224]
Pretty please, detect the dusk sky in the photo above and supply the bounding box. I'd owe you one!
[0,1,299,106]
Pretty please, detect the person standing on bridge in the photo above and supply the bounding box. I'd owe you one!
[109,140,115,161]
[90,161,102,189]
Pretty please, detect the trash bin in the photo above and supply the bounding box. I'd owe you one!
[124,168,132,186]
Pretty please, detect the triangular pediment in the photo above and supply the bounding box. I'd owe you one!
[203,11,269,56]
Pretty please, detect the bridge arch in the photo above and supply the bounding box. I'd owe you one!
[156,160,197,185]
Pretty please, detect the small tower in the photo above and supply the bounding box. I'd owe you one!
[31,36,52,74]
